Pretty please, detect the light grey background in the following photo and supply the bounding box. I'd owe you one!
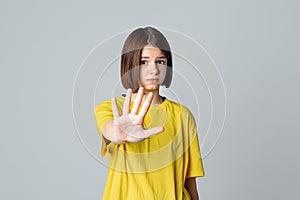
[1,0,299,199]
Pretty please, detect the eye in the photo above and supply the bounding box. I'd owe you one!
[140,60,147,65]
[156,60,166,65]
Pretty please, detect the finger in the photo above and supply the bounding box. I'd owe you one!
[111,97,120,120]
[138,92,153,117]
[124,126,164,139]
[123,88,132,115]
[131,87,144,115]
[126,136,144,143]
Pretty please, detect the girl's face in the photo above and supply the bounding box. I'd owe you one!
[139,45,167,92]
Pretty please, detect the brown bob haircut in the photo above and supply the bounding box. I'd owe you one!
[120,26,173,92]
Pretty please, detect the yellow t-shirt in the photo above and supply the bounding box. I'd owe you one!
[94,96,205,200]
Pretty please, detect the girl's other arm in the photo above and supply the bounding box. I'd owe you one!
[185,177,199,200]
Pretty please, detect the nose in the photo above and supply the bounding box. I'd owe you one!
[149,62,159,75]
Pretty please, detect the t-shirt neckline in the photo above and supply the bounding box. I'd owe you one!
[120,94,168,109]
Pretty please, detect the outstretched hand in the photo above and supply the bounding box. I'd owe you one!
[112,87,164,143]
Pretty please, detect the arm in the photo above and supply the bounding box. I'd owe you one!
[185,177,199,200]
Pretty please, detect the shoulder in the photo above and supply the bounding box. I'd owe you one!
[94,100,111,113]
[166,99,194,118]
[94,96,125,113]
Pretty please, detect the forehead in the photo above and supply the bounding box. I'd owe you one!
[141,45,166,58]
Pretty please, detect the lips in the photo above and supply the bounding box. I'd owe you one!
[147,78,159,83]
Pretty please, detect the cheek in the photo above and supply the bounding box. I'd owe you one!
[139,68,146,79]
[160,66,167,77]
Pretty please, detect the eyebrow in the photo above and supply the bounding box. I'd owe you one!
[140,55,167,59]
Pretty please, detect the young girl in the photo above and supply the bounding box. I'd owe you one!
[94,26,204,200]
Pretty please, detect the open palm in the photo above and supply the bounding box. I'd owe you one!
[112,87,164,143]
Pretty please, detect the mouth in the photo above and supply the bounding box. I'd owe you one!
[147,78,159,83]
[147,78,159,81]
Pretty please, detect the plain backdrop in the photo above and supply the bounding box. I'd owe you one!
[1,0,299,199]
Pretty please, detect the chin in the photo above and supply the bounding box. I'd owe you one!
[144,85,160,91]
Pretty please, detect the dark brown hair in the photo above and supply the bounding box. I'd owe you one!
[120,26,173,92]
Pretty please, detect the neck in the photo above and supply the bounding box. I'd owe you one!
[146,89,162,105]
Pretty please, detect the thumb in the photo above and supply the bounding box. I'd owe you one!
[144,126,164,137]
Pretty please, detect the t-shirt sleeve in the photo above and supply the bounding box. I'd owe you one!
[185,109,205,178]
[94,100,115,157]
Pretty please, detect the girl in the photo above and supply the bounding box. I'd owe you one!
[94,26,204,200]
